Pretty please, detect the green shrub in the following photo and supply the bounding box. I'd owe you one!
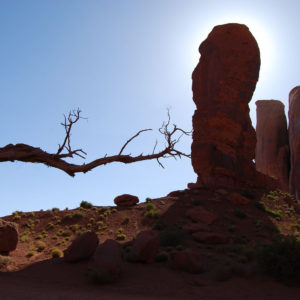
[0,255,11,268]
[20,235,30,243]
[256,235,300,284]
[36,241,46,252]
[26,250,35,257]
[144,209,161,218]
[267,191,279,201]
[50,248,63,258]
[116,233,126,240]
[159,227,187,247]
[80,200,93,209]
[145,202,155,211]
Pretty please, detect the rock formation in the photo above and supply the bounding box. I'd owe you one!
[0,219,18,253]
[191,23,264,189]
[255,100,290,190]
[288,86,300,199]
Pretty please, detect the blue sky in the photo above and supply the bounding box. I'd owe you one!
[0,0,299,216]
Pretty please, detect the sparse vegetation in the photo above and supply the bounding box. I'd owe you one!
[36,241,46,252]
[26,250,35,257]
[116,233,126,240]
[20,235,30,243]
[256,235,300,285]
[50,248,63,258]
[80,200,93,209]
[0,255,11,268]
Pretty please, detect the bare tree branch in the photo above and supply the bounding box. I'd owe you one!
[0,108,191,177]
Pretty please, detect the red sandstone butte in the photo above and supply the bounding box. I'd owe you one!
[255,100,290,190]
[191,23,266,189]
[289,86,300,199]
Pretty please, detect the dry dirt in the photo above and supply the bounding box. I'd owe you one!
[0,188,299,299]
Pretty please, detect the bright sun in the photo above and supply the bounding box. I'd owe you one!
[191,15,275,82]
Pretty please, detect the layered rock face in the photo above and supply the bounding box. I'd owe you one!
[255,100,290,190]
[191,23,261,189]
[288,86,300,199]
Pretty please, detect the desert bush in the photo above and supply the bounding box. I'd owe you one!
[20,235,30,243]
[116,233,126,241]
[0,255,11,267]
[159,227,187,247]
[241,190,256,199]
[80,200,93,209]
[26,250,35,257]
[50,248,63,258]
[144,209,161,218]
[145,202,155,211]
[256,235,300,284]
[36,241,46,252]
[52,207,60,213]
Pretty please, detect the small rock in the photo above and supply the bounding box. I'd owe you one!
[114,194,139,207]
[228,193,250,206]
[0,219,18,253]
[131,230,159,263]
[88,239,123,283]
[170,249,203,273]
[64,231,99,262]
[183,223,211,234]
[186,207,217,224]
[192,232,229,244]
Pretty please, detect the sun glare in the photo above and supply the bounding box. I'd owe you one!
[191,15,275,81]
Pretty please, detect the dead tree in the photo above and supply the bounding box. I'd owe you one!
[0,109,191,177]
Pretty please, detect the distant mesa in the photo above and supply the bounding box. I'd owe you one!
[190,23,273,190]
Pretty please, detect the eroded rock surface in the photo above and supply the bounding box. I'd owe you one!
[191,23,264,189]
[289,86,300,199]
[255,100,290,190]
[114,194,139,207]
[64,231,99,262]
[0,219,18,253]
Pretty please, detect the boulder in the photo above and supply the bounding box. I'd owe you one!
[289,86,300,199]
[170,249,203,273]
[64,231,99,262]
[227,192,250,206]
[186,207,217,224]
[131,230,159,263]
[190,23,270,189]
[114,194,139,207]
[0,219,18,253]
[88,239,122,282]
[255,100,290,190]
[192,232,229,244]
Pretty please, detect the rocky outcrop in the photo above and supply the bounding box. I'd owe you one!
[64,231,99,262]
[88,239,123,283]
[191,23,266,189]
[0,219,18,253]
[130,230,159,264]
[288,86,300,199]
[255,100,290,190]
[114,194,139,207]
